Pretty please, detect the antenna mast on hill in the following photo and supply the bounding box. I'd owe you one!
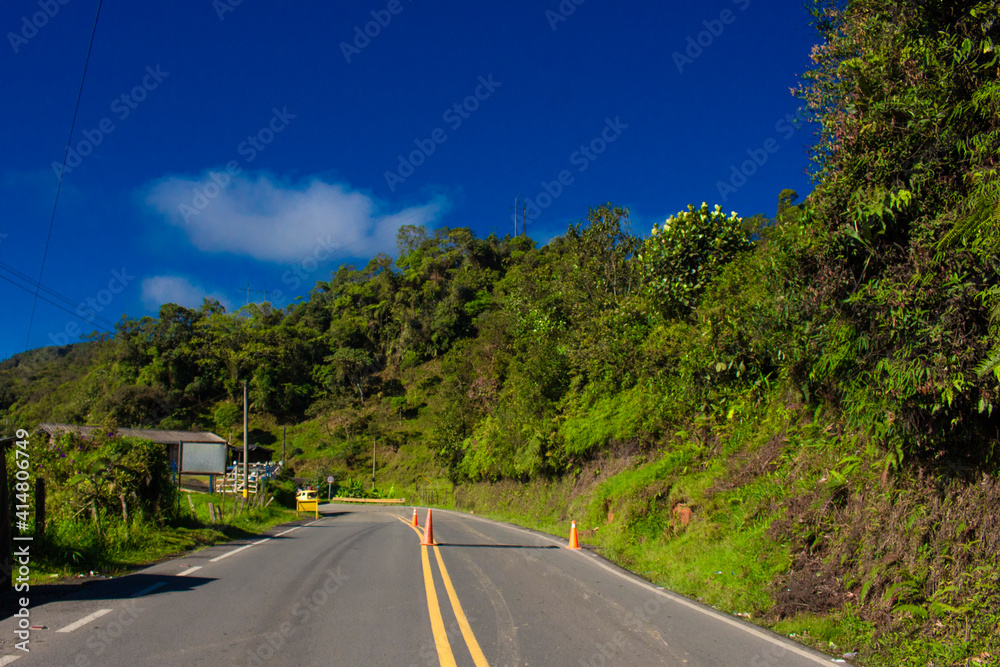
[241,282,274,306]
[512,196,526,237]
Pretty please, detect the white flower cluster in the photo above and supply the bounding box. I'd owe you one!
[649,203,741,239]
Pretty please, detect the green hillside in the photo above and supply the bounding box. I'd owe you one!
[3,3,999,664]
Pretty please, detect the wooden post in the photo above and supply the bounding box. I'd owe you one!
[34,478,45,542]
[176,442,184,517]
[208,502,216,523]
[0,438,12,591]
[243,381,249,499]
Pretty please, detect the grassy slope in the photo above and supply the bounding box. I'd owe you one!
[6,342,999,666]
[444,396,1000,667]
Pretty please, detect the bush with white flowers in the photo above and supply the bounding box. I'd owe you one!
[637,203,754,317]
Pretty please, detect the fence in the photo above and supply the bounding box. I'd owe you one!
[214,462,281,494]
[416,483,452,506]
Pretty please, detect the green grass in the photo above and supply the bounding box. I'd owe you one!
[29,491,298,583]
[449,413,1000,667]
[450,410,846,660]
[575,455,793,615]
[772,611,868,659]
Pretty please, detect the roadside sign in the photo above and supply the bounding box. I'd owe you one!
[327,476,334,483]
[296,489,319,519]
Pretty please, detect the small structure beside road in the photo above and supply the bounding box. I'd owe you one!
[37,423,227,473]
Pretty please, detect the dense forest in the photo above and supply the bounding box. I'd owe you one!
[3,1,999,664]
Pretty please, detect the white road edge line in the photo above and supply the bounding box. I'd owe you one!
[208,518,324,560]
[210,543,254,562]
[583,554,836,665]
[131,581,167,597]
[0,655,22,665]
[57,608,113,633]
[433,508,836,665]
[177,566,203,577]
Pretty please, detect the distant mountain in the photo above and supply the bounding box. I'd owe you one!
[0,341,103,424]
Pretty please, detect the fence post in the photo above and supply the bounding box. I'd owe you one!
[0,438,11,591]
[34,478,45,542]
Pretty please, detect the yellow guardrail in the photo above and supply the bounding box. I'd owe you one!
[329,497,406,504]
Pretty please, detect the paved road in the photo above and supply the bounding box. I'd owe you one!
[0,505,838,666]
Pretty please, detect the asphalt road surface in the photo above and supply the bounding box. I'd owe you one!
[0,505,840,666]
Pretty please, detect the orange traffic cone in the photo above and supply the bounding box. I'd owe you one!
[568,520,580,549]
[412,508,419,527]
[421,509,436,546]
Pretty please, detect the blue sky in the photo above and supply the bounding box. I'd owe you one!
[1,1,820,361]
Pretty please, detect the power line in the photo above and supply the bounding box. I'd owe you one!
[0,262,118,330]
[24,0,105,351]
[0,274,114,335]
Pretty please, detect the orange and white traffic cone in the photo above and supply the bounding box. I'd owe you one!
[568,520,580,550]
[421,508,436,546]
[412,507,419,527]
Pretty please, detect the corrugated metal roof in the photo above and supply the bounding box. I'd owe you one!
[37,423,227,444]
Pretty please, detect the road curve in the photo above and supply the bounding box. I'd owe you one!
[0,505,838,666]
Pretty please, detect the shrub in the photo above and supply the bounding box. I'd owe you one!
[35,430,175,526]
[638,203,754,318]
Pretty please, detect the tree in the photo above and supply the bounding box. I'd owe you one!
[315,348,375,404]
[797,0,1000,457]
[637,203,754,318]
[799,0,1000,253]
[777,189,801,221]
[566,203,641,305]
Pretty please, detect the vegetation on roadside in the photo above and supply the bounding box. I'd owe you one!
[4,426,297,582]
[27,497,296,583]
[2,1,999,664]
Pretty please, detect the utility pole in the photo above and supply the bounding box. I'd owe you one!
[243,380,249,498]
[281,426,286,464]
[371,437,376,488]
[513,196,518,237]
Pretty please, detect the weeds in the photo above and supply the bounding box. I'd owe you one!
[28,491,296,582]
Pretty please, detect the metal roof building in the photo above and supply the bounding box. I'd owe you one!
[37,423,228,469]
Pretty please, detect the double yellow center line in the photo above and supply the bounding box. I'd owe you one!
[397,515,489,667]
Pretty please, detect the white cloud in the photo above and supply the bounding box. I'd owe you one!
[141,275,231,311]
[143,171,446,262]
